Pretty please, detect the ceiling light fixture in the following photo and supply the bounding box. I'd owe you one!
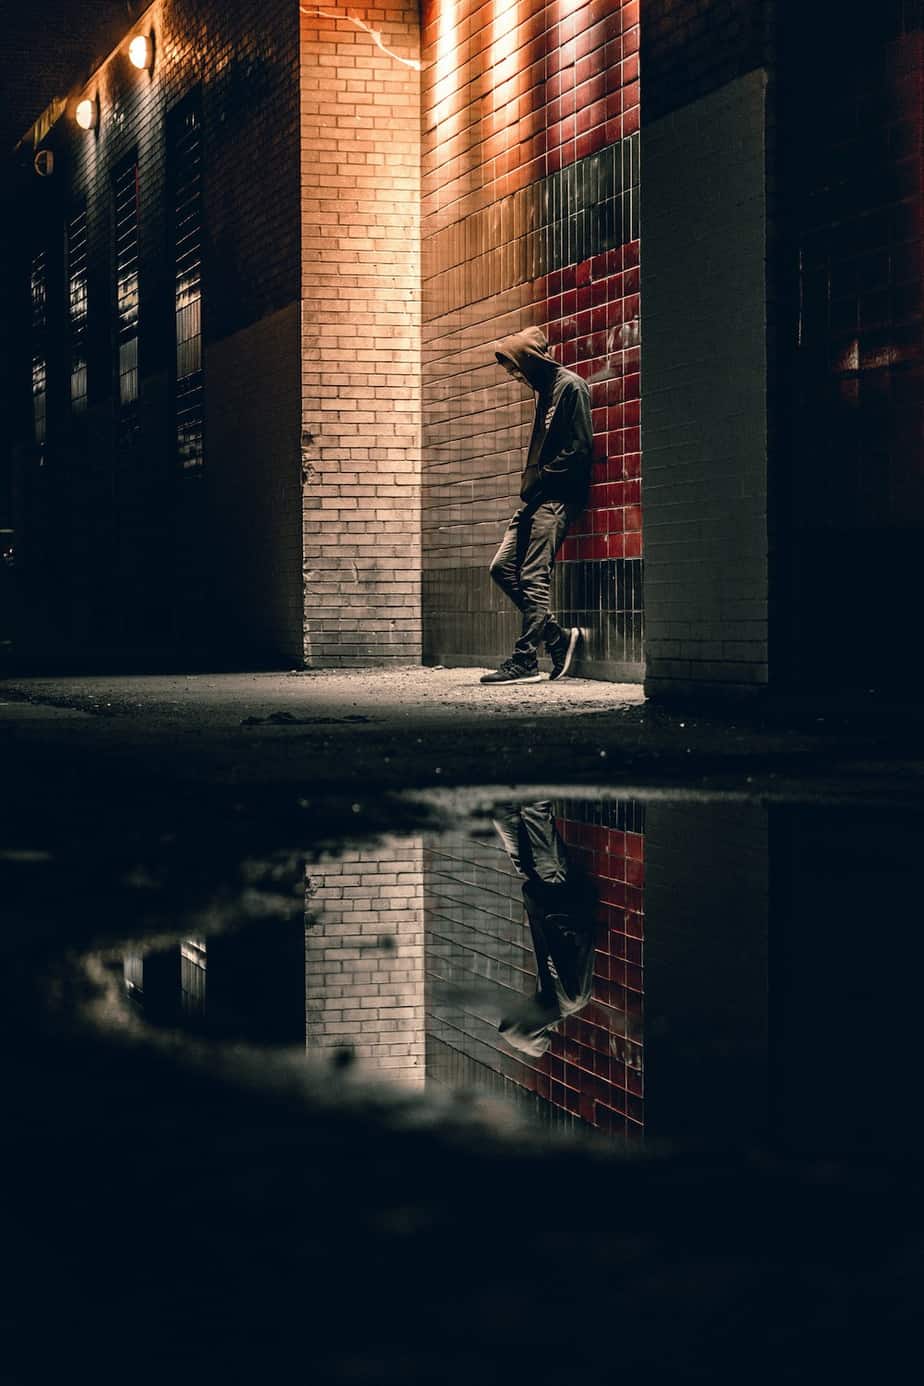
[128,33,154,71]
[75,97,98,131]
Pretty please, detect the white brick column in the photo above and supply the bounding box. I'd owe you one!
[299,2,421,666]
[305,838,425,1087]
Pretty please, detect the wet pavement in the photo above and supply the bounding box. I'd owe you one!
[2,670,924,1381]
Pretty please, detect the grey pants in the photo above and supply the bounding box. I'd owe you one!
[492,801,568,884]
[489,499,576,661]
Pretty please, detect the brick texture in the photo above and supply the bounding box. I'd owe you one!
[425,800,645,1143]
[306,840,426,1086]
[299,2,421,667]
[641,0,771,125]
[0,2,127,154]
[641,69,769,695]
[421,0,644,679]
[776,4,924,690]
[7,0,303,660]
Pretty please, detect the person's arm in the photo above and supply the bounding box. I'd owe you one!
[539,383,592,483]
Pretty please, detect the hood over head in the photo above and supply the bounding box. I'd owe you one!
[494,326,557,389]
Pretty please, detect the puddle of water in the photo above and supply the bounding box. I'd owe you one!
[3,786,922,1382]
[97,792,924,1158]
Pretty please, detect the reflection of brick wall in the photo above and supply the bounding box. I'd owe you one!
[299,3,421,667]
[421,0,643,679]
[425,801,645,1143]
[643,803,768,1149]
[305,839,425,1086]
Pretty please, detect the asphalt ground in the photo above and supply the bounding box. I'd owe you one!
[3,665,923,1383]
[3,665,924,805]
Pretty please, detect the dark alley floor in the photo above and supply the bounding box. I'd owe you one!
[3,665,924,1384]
[3,664,924,804]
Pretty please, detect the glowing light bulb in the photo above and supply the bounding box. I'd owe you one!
[75,99,96,131]
[129,34,152,70]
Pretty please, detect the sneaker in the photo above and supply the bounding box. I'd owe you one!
[548,627,581,680]
[479,658,543,685]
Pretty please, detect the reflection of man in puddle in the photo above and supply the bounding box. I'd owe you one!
[493,802,597,1058]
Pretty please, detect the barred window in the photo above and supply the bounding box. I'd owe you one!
[170,99,203,470]
[113,158,140,427]
[67,209,89,412]
[180,937,207,1016]
[30,251,47,447]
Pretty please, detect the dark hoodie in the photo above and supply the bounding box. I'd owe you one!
[494,326,593,505]
[498,875,599,1057]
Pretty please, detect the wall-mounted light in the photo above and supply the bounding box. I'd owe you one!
[75,97,98,131]
[128,33,154,71]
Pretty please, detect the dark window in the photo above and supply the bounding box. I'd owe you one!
[180,937,207,1015]
[30,251,47,448]
[67,209,89,412]
[113,158,140,441]
[170,99,203,470]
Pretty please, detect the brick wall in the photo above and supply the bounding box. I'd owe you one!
[421,0,644,680]
[641,0,771,124]
[776,3,924,690]
[299,2,421,667]
[0,2,127,153]
[425,800,645,1143]
[7,0,303,660]
[207,306,303,657]
[641,69,769,695]
[305,840,426,1086]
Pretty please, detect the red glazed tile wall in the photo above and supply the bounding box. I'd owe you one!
[422,1,643,676]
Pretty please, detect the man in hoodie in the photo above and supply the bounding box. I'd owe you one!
[492,801,598,1058]
[480,326,592,685]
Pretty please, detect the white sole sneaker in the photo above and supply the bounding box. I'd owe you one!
[479,669,544,684]
[549,628,581,681]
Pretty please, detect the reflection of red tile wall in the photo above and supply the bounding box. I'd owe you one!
[521,816,645,1141]
[422,1,643,661]
[423,806,644,1142]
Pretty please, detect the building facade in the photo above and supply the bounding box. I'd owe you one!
[4,0,924,694]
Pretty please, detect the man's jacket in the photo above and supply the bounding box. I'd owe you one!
[494,326,593,505]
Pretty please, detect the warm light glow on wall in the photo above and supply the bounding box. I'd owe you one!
[491,0,519,75]
[128,34,154,71]
[75,98,97,131]
[433,0,459,125]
